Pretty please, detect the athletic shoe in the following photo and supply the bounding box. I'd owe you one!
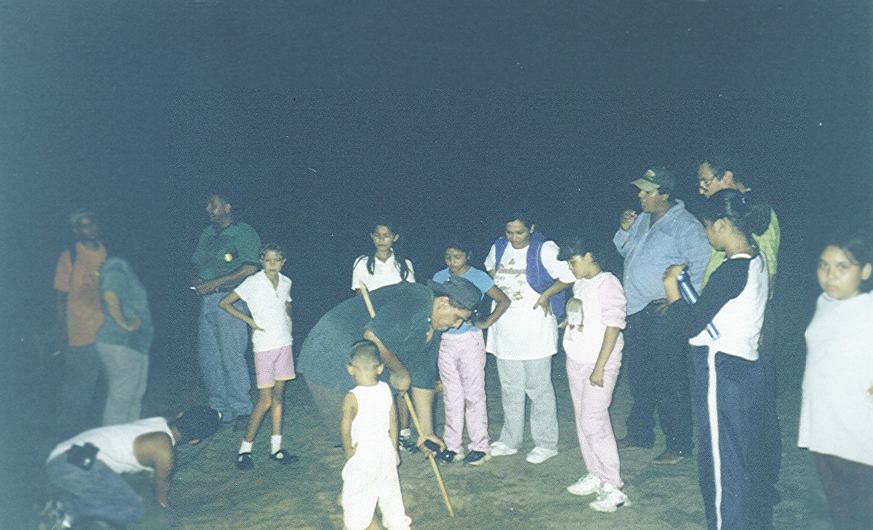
[653,449,686,465]
[398,431,420,454]
[489,441,518,457]
[525,447,558,464]
[566,474,602,496]
[435,449,463,464]
[463,450,492,466]
[589,484,629,513]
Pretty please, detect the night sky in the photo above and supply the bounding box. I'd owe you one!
[1,0,871,440]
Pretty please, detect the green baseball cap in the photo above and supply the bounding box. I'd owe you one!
[631,167,675,194]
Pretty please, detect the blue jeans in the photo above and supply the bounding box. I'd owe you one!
[45,455,144,526]
[197,292,252,419]
[59,344,103,435]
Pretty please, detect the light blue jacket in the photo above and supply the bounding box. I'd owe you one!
[613,200,711,315]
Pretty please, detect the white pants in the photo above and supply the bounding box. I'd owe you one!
[341,443,410,530]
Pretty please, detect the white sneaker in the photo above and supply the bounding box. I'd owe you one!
[589,484,629,513]
[489,441,518,457]
[566,474,602,496]
[525,447,558,464]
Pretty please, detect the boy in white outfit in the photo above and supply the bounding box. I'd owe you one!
[341,340,411,530]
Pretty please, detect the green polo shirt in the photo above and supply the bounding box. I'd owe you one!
[191,221,261,282]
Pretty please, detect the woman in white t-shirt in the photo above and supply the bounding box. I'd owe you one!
[484,214,574,465]
[351,221,415,292]
[799,233,873,529]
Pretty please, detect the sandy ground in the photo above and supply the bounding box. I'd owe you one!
[55,349,829,530]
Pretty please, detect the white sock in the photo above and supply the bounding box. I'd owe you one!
[400,428,411,438]
[239,440,253,454]
[271,435,282,454]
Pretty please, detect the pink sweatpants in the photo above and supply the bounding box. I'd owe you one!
[438,330,490,454]
[566,355,623,488]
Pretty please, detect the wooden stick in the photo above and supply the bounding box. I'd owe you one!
[358,283,455,517]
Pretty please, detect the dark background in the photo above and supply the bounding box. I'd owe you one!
[1,0,871,524]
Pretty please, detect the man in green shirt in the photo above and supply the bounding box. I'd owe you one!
[696,157,782,513]
[697,159,781,293]
[191,194,261,429]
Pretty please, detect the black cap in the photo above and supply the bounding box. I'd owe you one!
[174,405,222,443]
[429,276,482,311]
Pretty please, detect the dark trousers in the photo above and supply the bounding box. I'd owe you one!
[756,301,782,507]
[623,304,693,453]
[694,348,774,530]
[814,453,873,530]
[59,344,103,436]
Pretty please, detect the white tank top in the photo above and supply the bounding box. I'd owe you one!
[47,417,175,474]
[349,382,393,450]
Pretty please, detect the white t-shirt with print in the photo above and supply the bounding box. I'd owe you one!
[234,270,293,352]
[484,240,574,360]
[351,253,416,291]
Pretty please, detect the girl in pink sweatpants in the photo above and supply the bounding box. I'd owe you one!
[432,242,511,465]
[560,239,629,512]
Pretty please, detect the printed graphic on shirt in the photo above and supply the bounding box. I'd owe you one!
[494,257,527,302]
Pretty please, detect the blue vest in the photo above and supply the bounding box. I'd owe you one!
[494,231,567,319]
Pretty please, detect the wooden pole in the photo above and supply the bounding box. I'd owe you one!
[358,283,455,517]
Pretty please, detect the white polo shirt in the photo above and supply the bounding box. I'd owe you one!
[234,270,293,352]
[351,253,416,291]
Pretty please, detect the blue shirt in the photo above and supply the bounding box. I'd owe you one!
[613,200,712,316]
[432,267,493,334]
[96,257,154,353]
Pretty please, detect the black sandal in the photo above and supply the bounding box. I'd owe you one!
[269,449,298,464]
[236,452,254,470]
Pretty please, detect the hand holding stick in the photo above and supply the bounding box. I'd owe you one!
[358,283,455,517]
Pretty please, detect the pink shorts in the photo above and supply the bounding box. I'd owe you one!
[254,344,296,388]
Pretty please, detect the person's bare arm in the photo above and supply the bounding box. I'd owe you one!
[219,292,261,330]
[341,392,357,460]
[133,432,174,508]
[410,387,445,454]
[362,330,410,392]
[475,285,511,329]
[533,280,573,316]
[589,327,620,387]
[102,291,141,331]
[193,265,258,296]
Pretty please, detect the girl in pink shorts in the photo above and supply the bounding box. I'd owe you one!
[220,243,297,469]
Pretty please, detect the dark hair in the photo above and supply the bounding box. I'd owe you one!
[260,242,285,260]
[365,220,411,281]
[699,189,771,240]
[349,340,381,366]
[502,212,534,229]
[444,240,473,258]
[558,235,618,273]
[823,232,873,268]
[702,154,752,187]
[172,406,221,443]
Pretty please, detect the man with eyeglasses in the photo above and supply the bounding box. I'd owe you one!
[696,156,782,520]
